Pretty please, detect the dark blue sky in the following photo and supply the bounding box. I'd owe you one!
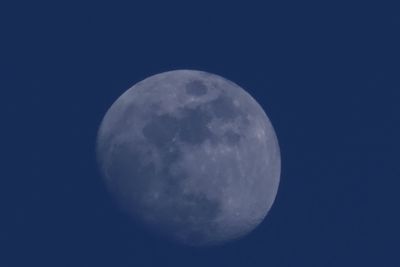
[2,1,399,266]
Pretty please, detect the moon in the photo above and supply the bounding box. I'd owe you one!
[96,70,281,246]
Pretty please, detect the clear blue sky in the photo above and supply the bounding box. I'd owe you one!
[2,1,399,266]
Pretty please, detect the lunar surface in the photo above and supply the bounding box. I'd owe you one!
[96,70,281,246]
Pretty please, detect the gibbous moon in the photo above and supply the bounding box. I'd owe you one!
[96,70,280,246]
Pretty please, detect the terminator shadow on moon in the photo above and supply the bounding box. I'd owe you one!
[96,70,281,246]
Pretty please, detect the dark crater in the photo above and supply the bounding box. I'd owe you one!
[185,80,208,96]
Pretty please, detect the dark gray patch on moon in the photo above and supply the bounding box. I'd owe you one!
[142,106,214,146]
[185,80,208,96]
[208,95,241,120]
[97,70,281,247]
[142,114,179,148]
[223,130,242,145]
[176,107,214,145]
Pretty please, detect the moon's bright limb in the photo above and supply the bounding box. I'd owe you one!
[96,70,280,246]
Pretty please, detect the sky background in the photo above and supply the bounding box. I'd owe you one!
[2,1,400,266]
